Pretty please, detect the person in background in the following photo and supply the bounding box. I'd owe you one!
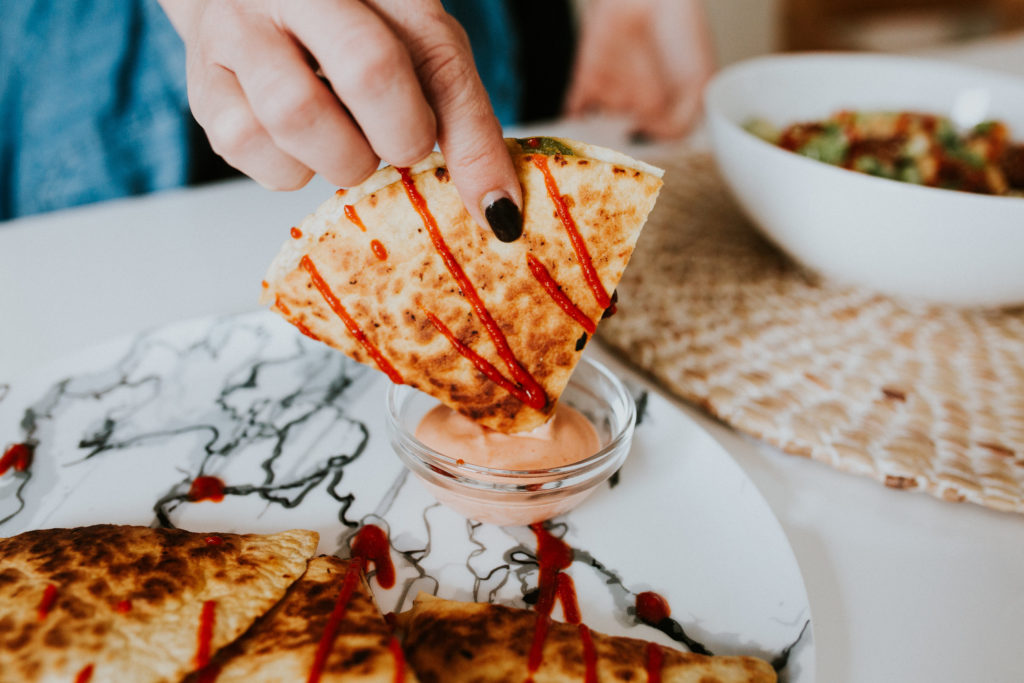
[0,0,713,236]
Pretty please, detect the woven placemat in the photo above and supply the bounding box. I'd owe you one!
[599,152,1024,514]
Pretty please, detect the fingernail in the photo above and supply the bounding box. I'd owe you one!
[484,194,522,242]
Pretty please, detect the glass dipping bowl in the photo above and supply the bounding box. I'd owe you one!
[385,356,636,526]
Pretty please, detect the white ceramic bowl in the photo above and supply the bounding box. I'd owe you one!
[705,53,1024,308]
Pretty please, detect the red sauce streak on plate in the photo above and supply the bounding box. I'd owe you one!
[370,239,388,261]
[0,443,33,475]
[645,642,664,683]
[389,636,407,683]
[526,254,596,334]
[115,599,132,614]
[635,591,671,625]
[530,155,611,309]
[344,205,367,232]
[556,573,598,683]
[37,583,58,620]
[397,167,546,411]
[188,476,225,503]
[350,523,395,589]
[525,524,576,681]
[335,188,347,197]
[290,226,303,239]
[74,664,94,683]
[421,309,537,408]
[308,525,395,683]
[194,600,217,671]
[300,255,404,384]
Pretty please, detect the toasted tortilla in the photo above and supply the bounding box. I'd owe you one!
[0,525,318,683]
[396,593,776,683]
[188,556,415,682]
[262,138,663,432]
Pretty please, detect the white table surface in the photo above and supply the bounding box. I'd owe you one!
[4,43,1024,683]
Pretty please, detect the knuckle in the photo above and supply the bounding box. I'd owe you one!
[207,107,263,158]
[261,83,322,134]
[417,40,475,105]
[336,31,405,95]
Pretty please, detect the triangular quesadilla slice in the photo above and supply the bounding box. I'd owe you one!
[396,594,776,683]
[262,138,663,432]
[186,556,416,682]
[0,525,318,682]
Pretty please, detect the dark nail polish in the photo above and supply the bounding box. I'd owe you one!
[485,197,523,242]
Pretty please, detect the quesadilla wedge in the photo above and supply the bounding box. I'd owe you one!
[187,556,416,683]
[262,138,663,432]
[0,525,317,683]
[396,593,776,683]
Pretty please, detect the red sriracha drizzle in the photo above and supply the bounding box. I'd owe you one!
[300,255,404,385]
[530,154,611,310]
[74,664,94,683]
[420,309,540,409]
[388,636,407,683]
[370,239,388,261]
[396,166,546,411]
[645,642,664,683]
[635,592,670,681]
[526,254,596,334]
[194,600,217,671]
[188,476,225,503]
[525,524,599,682]
[37,583,58,620]
[635,591,671,625]
[308,525,395,683]
[344,204,367,231]
[0,443,33,475]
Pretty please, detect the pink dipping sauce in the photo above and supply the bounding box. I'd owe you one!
[414,402,600,470]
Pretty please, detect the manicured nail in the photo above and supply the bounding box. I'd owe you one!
[484,194,523,242]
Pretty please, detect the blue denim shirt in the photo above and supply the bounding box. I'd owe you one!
[0,0,519,220]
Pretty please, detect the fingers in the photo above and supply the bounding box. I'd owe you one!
[391,8,523,239]
[189,62,314,190]
[225,17,381,187]
[284,0,437,168]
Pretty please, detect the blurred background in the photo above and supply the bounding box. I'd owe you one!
[705,0,1024,64]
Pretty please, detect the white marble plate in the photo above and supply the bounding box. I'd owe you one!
[0,311,814,681]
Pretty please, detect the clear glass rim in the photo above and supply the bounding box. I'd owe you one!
[385,355,636,482]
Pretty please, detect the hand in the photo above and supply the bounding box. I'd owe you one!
[158,0,523,240]
[564,0,715,140]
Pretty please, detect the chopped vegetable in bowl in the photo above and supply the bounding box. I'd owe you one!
[747,111,1024,196]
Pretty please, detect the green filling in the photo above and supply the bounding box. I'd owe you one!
[515,137,575,156]
[797,124,849,165]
